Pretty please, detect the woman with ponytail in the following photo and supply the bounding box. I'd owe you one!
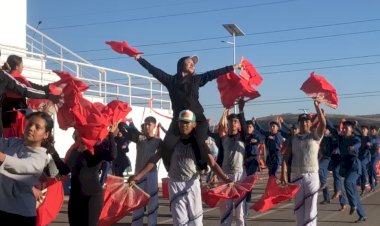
[0,55,62,136]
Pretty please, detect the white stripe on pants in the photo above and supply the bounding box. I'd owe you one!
[132,171,159,226]
[220,171,247,226]
[169,178,203,226]
[292,172,319,226]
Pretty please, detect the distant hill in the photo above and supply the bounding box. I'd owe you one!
[255,113,380,129]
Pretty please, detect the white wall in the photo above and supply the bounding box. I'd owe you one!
[0,0,27,50]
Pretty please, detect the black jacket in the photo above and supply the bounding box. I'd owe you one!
[137,58,233,120]
[0,70,49,106]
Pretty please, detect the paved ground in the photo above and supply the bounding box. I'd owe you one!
[51,170,380,225]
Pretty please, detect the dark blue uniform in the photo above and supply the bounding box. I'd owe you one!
[358,135,371,193]
[245,132,262,202]
[368,135,380,190]
[318,135,335,202]
[336,133,366,218]
[255,122,284,176]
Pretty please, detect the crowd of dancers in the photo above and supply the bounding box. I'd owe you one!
[0,53,379,226]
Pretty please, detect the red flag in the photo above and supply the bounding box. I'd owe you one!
[300,72,338,109]
[99,175,150,226]
[250,176,300,212]
[217,72,260,109]
[36,179,64,226]
[203,175,258,199]
[240,57,263,87]
[106,41,143,57]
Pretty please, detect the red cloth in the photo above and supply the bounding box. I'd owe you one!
[377,159,380,177]
[250,176,300,212]
[2,110,26,138]
[52,70,89,93]
[99,175,150,226]
[106,41,143,57]
[36,179,64,226]
[201,185,221,208]
[300,72,338,109]
[217,72,260,108]
[102,100,132,125]
[53,71,132,154]
[203,175,258,200]
[240,57,263,87]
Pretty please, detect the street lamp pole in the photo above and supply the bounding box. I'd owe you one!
[222,24,245,113]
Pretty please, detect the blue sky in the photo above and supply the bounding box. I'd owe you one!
[28,0,380,121]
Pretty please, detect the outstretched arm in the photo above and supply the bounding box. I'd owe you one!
[135,55,172,87]
[198,63,242,87]
[1,70,48,99]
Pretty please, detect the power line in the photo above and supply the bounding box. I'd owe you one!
[40,0,301,30]
[261,61,380,75]
[87,29,380,61]
[203,91,380,107]
[104,53,380,83]
[42,0,207,20]
[75,18,380,53]
[256,54,380,68]
[203,93,380,109]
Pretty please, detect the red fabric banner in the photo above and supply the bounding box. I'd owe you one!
[217,72,260,109]
[202,175,258,200]
[250,176,300,212]
[53,71,132,154]
[106,41,143,57]
[240,57,263,87]
[99,175,150,226]
[36,179,64,226]
[201,184,221,208]
[300,72,338,109]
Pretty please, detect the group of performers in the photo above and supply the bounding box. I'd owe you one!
[0,52,379,226]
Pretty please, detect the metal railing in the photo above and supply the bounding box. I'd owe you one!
[0,44,171,109]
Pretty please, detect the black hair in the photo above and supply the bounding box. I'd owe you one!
[246,120,254,126]
[343,121,355,127]
[26,111,54,134]
[361,125,369,129]
[269,121,280,127]
[2,55,22,72]
[370,125,378,131]
[144,116,157,124]
[227,114,240,121]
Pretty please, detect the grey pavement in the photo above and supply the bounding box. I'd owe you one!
[51,170,380,226]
